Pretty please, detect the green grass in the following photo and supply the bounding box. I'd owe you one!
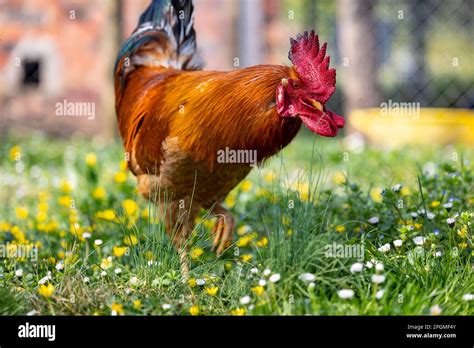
[0,132,472,315]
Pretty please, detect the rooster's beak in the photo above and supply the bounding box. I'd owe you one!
[309,99,324,112]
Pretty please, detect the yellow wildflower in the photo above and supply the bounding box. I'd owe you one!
[189,305,200,316]
[36,211,47,223]
[113,246,128,258]
[132,299,142,310]
[92,187,106,200]
[58,196,72,208]
[96,209,116,221]
[225,195,235,208]
[333,171,346,185]
[282,216,290,225]
[251,286,265,296]
[114,171,127,184]
[263,171,275,183]
[111,302,124,315]
[237,225,251,236]
[240,180,253,192]
[187,278,197,287]
[15,207,29,220]
[457,226,467,238]
[9,145,21,161]
[287,229,293,236]
[335,225,346,233]
[431,201,440,208]
[100,256,112,270]
[119,160,128,171]
[458,242,467,249]
[122,199,139,217]
[241,254,253,262]
[255,237,268,247]
[38,284,55,298]
[85,153,97,167]
[236,235,252,248]
[401,187,410,196]
[190,247,204,260]
[205,286,219,296]
[38,191,49,202]
[230,308,246,316]
[60,180,73,193]
[123,234,138,246]
[370,188,383,203]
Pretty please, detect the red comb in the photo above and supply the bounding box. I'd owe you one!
[289,30,336,103]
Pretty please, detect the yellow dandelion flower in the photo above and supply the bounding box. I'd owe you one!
[230,308,246,316]
[255,237,268,247]
[189,305,200,316]
[225,195,235,208]
[458,242,467,249]
[119,160,128,171]
[123,234,138,246]
[111,302,124,315]
[100,256,113,270]
[38,202,48,212]
[335,225,346,233]
[9,145,21,161]
[114,171,127,184]
[92,187,106,200]
[36,211,47,223]
[287,229,293,236]
[122,199,139,217]
[401,187,410,196]
[38,284,55,298]
[0,221,11,232]
[58,196,71,208]
[240,180,253,192]
[263,171,275,183]
[113,246,128,258]
[15,207,29,220]
[240,254,253,262]
[430,201,440,208]
[60,180,73,193]
[237,225,251,236]
[354,226,361,233]
[414,223,423,230]
[132,299,142,310]
[251,286,265,296]
[85,153,97,167]
[282,216,290,225]
[96,209,116,221]
[205,286,219,296]
[187,278,197,287]
[190,247,204,260]
[333,171,346,185]
[224,262,233,270]
[457,226,467,238]
[370,188,383,203]
[236,235,252,248]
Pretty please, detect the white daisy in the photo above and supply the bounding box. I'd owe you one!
[430,304,442,315]
[114,268,122,274]
[196,278,206,286]
[368,217,379,224]
[240,295,251,305]
[298,273,316,281]
[371,274,386,284]
[378,243,391,253]
[269,273,281,283]
[413,236,425,245]
[462,294,473,301]
[94,239,103,246]
[15,269,23,278]
[337,289,354,299]
[162,304,171,310]
[375,289,385,299]
[263,269,271,276]
[350,263,363,273]
[375,263,384,272]
[393,239,403,247]
[130,276,139,285]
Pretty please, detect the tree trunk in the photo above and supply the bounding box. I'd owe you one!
[336,0,382,116]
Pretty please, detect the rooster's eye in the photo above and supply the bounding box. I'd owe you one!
[293,81,300,89]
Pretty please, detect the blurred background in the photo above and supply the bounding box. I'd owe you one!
[0,0,473,142]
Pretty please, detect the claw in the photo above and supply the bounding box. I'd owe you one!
[210,205,235,256]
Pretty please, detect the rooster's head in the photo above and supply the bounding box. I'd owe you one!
[276,30,344,137]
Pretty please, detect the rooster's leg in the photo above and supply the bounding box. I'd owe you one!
[211,203,235,255]
[137,174,198,275]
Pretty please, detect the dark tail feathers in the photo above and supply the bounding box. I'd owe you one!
[114,0,202,89]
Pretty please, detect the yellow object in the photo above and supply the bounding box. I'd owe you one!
[349,108,474,146]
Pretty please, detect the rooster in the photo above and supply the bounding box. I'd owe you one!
[114,0,344,273]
